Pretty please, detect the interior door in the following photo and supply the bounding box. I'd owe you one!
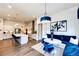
[42,22,50,38]
[38,22,50,40]
[38,24,42,40]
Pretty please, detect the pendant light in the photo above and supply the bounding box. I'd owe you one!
[40,2,51,21]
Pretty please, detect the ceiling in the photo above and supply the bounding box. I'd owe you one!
[0,3,79,23]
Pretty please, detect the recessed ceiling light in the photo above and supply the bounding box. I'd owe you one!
[14,24,18,26]
[8,5,12,8]
[32,16,36,20]
[8,14,10,16]
[16,24,18,26]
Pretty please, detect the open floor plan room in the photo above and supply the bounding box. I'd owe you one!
[0,3,79,56]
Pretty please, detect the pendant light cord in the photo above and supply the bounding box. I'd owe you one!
[44,0,47,16]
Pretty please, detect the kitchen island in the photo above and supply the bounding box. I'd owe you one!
[12,34,28,45]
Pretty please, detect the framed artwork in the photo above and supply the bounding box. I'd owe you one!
[51,22,58,32]
[57,20,67,32]
[50,20,67,32]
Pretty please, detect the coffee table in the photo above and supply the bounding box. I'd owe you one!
[32,41,65,56]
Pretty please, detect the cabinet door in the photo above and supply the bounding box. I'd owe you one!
[0,18,3,40]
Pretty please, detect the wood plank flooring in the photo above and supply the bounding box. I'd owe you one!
[0,38,43,56]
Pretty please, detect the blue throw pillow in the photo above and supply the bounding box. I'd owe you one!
[43,44,54,53]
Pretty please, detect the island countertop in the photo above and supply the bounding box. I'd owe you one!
[13,34,28,37]
[12,33,28,44]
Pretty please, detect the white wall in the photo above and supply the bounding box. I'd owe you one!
[51,6,79,36]
[37,6,79,40]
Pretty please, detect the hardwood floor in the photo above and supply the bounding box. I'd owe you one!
[0,38,43,56]
[0,39,13,48]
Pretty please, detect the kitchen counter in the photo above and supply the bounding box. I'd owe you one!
[12,34,28,45]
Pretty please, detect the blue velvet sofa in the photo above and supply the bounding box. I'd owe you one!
[42,34,79,56]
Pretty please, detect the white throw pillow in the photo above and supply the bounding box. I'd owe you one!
[70,37,78,45]
[53,39,61,44]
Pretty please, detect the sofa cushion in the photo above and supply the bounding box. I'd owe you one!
[63,43,79,56]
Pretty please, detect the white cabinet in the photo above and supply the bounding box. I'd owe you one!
[3,34,12,39]
[13,34,28,45]
[0,18,3,40]
[20,35,28,44]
